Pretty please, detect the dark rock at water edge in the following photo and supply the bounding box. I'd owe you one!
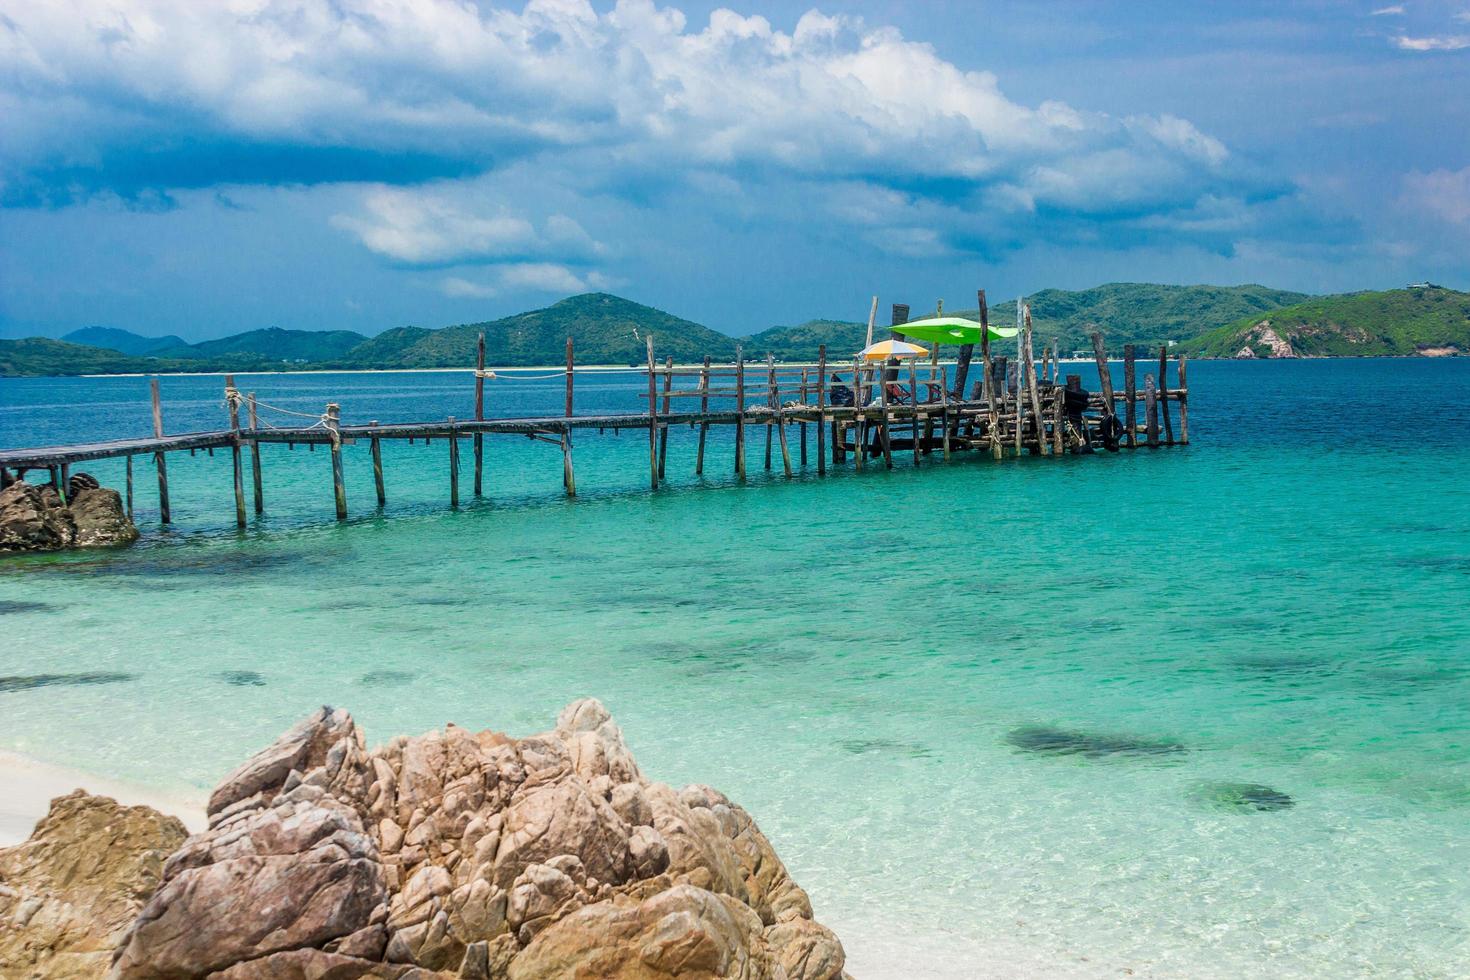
[0,478,138,553]
[1006,725,1187,759]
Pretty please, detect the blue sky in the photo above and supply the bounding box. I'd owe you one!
[1,0,1467,341]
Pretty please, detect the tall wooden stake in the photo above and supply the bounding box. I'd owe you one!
[816,344,827,475]
[1144,375,1160,447]
[696,355,710,474]
[149,378,170,524]
[1158,345,1175,445]
[1177,354,1190,445]
[1024,307,1046,455]
[125,455,133,519]
[474,333,485,496]
[370,421,385,506]
[565,337,575,418]
[1123,344,1138,448]
[326,402,346,519]
[247,393,263,514]
[768,354,793,477]
[225,375,246,528]
[646,336,659,490]
[734,345,746,480]
[562,425,576,497]
[853,356,866,471]
[448,417,459,507]
[659,355,673,478]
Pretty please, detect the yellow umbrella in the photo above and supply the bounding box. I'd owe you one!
[858,339,930,360]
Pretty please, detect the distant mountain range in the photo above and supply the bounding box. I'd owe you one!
[2,284,1465,377]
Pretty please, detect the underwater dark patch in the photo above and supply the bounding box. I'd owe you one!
[1393,555,1470,574]
[219,670,266,687]
[411,596,472,607]
[0,600,52,614]
[1194,781,1295,812]
[360,669,414,686]
[0,672,135,693]
[1005,725,1187,759]
[1229,655,1333,677]
[836,738,933,759]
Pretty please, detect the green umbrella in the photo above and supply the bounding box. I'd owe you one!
[892,316,1019,346]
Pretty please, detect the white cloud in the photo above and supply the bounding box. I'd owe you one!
[1403,167,1470,225]
[439,263,612,299]
[1,0,1246,231]
[441,276,498,299]
[1393,33,1470,49]
[1371,5,1406,15]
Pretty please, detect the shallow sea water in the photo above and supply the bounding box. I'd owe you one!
[2,359,1468,977]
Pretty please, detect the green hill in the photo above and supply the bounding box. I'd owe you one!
[0,338,276,377]
[1182,286,1470,358]
[746,284,1310,360]
[189,326,370,362]
[62,326,189,356]
[347,293,739,368]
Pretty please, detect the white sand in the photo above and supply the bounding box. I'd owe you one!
[0,750,207,847]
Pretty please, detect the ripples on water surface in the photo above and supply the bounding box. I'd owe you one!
[2,359,1468,977]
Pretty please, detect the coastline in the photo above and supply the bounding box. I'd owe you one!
[0,749,206,847]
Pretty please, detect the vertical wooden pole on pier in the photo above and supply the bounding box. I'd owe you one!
[696,355,710,475]
[764,358,774,471]
[125,455,133,519]
[878,363,894,469]
[1024,306,1047,455]
[566,337,575,418]
[853,356,866,471]
[370,421,385,506]
[938,357,952,460]
[562,423,576,497]
[734,345,746,480]
[767,354,793,477]
[247,393,263,514]
[1177,354,1190,445]
[977,292,1001,460]
[907,357,921,466]
[448,417,460,507]
[1144,376,1160,447]
[149,378,171,524]
[225,375,246,529]
[659,355,673,478]
[646,336,659,490]
[1051,385,1065,455]
[326,403,346,519]
[816,345,828,475]
[1158,346,1175,445]
[474,333,485,497]
[1123,344,1138,448]
[1090,332,1116,416]
[799,368,808,466]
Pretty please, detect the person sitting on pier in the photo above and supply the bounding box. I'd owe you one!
[829,374,854,407]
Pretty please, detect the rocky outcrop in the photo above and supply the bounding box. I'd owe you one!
[107,700,846,980]
[0,791,188,979]
[1232,320,1296,359]
[0,479,136,553]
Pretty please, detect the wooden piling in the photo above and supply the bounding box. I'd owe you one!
[878,363,894,469]
[734,345,746,480]
[149,378,170,524]
[1123,345,1138,449]
[816,345,828,475]
[124,455,133,519]
[799,368,808,466]
[448,417,460,507]
[1090,332,1116,413]
[225,375,246,528]
[370,422,385,506]
[562,425,576,497]
[1158,346,1175,445]
[565,337,575,417]
[659,355,673,478]
[696,355,710,475]
[247,393,263,514]
[1024,308,1047,455]
[907,357,921,465]
[764,357,774,471]
[326,402,346,519]
[474,333,485,497]
[1177,354,1190,445]
[768,354,793,477]
[852,356,865,472]
[1144,375,1159,447]
[646,336,659,490]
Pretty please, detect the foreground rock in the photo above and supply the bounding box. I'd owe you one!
[104,699,846,979]
[0,479,138,553]
[0,791,187,979]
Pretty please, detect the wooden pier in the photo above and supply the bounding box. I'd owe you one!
[0,295,1189,527]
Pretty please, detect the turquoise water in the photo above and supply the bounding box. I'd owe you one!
[2,360,1468,977]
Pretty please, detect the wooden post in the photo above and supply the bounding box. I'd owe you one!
[696,355,710,474]
[853,356,866,471]
[149,378,170,524]
[1144,375,1159,447]
[734,345,746,480]
[878,363,894,469]
[474,333,485,497]
[225,375,246,528]
[1090,332,1115,414]
[370,422,385,506]
[938,358,951,460]
[1023,308,1046,455]
[907,356,921,465]
[1123,344,1138,449]
[1051,386,1065,455]
[125,455,133,519]
[659,355,672,478]
[247,393,263,514]
[1177,354,1190,445]
[565,337,575,417]
[562,425,576,497]
[1158,346,1175,445]
[799,368,808,466]
[767,354,793,477]
[816,345,827,475]
[646,336,659,490]
[764,357,774,471]
[326,403,346,519]
[977,291,1001,459]
[448,417,460,507]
